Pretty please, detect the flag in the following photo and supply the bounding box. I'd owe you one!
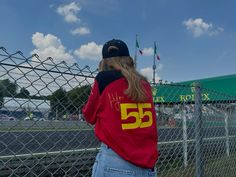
[154,42,160,60]
[136,39,143,55]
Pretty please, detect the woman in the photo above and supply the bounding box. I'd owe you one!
[83,39,158,177]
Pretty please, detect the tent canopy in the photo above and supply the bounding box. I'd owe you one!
[153,74,236,104]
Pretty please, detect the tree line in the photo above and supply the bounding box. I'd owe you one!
[0,79,91,119]
[49,85,91,119]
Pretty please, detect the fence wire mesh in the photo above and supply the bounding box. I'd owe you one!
[153,83,236,177]
[0,47,236,177]
[0,47,99,177]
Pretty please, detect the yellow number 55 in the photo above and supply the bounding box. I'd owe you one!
[120,103,153,130]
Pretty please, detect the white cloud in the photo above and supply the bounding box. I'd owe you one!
[57,2,81,23]
[140,65,162,82]
[74,42,102,61]
[31,32,75,63]
[209,27,224,36]
[142,47,154,56]
[71,27,91,35]
[183,18,223,37]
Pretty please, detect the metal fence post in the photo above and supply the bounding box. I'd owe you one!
[224,112,230,156]
[182,104,188,167]
[194,83,204,177]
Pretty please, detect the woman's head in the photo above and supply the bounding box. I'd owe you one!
[100,39,134,71]
[102,39,130,59]
[100,39,148,102]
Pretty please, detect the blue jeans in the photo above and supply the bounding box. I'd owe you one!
[92,143,157,177]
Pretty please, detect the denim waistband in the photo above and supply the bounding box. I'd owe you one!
[100,143,155,172]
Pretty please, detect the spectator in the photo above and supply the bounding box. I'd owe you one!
[83,39,158,177]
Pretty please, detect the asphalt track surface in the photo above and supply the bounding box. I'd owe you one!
[1,127,236,156]
[1,126,236,177]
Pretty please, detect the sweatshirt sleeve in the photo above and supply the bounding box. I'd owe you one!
[82,80,100,125]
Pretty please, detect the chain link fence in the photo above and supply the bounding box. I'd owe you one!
[153,83,236,177]
[0,47,236,177]
[0,47,99,177]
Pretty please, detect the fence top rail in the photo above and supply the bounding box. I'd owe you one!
[0,48,98,78]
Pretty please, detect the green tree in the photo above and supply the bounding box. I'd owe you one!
[49,88,69,120]
[0,79,18,108]
[17,87,30,98]
[0,79,18,97]
[67,85,91,114]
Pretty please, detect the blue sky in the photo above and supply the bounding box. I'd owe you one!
[1,0,236,83]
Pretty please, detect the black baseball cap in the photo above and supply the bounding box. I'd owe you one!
[102,39,130,59]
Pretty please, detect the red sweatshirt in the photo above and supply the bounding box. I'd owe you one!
[82,70,158,168]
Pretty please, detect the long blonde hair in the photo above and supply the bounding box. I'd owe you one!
[99,56,148,102]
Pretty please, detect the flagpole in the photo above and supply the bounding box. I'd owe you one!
[153,41,156,84]
[134,34,138,68]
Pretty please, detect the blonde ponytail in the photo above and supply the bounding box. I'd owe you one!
[99,56,148,102]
